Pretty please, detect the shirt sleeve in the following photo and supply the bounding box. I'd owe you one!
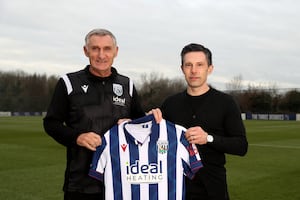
[89,136,108,182]
[178,126,203,179]
[210,96,248,156]
[43,78,79,146]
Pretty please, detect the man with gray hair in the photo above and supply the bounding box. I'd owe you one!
[44,28,161,200]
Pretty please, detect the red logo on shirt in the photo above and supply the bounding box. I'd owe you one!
[121,144,127,152]
[187,144,198,156]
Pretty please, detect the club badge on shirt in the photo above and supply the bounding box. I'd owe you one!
[113,83,126,106]
[113,83,123,96]
[157,140,169,154]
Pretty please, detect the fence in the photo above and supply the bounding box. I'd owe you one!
[245,113,300,121]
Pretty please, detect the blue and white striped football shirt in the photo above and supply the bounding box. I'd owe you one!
[89,114,203,200]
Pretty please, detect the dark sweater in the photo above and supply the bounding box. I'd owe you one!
[161,88,248,199]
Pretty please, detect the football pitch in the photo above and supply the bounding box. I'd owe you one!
[0,116,299,200]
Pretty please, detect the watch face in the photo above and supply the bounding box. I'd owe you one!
[207,135,213,142]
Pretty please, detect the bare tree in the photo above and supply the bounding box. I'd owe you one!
[226,74,243,92]
[137,72,185,111]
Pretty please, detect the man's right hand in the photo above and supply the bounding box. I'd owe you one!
[76,132,102,151]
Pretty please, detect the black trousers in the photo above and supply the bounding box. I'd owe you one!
[185,169,229,200]
[64,191,104,200]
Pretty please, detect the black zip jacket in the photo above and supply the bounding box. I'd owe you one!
[43,66,145,193]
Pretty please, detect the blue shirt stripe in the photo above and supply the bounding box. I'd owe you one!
[148,119,159,200]
[110,125,123,199]
[166,121,177,200]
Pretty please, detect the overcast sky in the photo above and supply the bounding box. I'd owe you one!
[1,0,299,90]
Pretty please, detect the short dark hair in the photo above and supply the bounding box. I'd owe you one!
[180,43,212,66]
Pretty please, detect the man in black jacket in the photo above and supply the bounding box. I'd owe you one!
[161,43,248,200]
[43,28,161,200]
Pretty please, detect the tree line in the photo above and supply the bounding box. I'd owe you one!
[0,71,299,113]
[0,71,57,112]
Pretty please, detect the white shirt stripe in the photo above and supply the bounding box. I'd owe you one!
[61,74,73,95]
[129,79,133,97]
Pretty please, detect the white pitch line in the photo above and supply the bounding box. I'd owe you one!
[250,144,300,149]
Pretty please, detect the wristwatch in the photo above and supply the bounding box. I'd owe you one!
[207,134,214,143]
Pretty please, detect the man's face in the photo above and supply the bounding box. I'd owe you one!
[84,34,118,77]
[182,51,213,91]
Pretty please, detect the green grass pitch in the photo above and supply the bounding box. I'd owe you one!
[0,117,299,200]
